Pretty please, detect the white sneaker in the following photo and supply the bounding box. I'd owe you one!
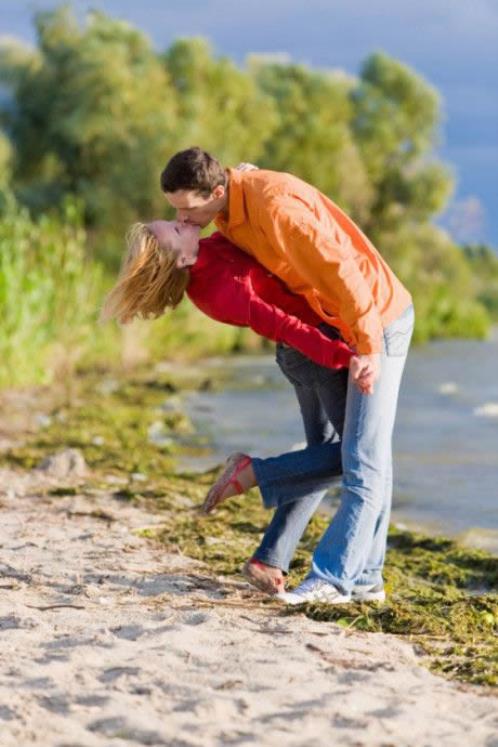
[281,577,351,606]
[351,582,386,602]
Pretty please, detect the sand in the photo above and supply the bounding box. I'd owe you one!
[0,462,497,747]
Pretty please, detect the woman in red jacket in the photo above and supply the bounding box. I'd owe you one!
[103,220,352,370]
[102,219,352,595]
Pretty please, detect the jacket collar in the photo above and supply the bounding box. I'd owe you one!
[215,169,246,232]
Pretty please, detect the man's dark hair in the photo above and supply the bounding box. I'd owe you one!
[160,147,226,196]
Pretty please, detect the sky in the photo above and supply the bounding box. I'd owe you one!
[2,0,498,247]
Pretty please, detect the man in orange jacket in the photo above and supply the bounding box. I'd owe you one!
[161,147,414,605]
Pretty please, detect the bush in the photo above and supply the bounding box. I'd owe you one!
[0,192,104,387]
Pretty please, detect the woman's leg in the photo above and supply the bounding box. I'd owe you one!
[252,347,348,510]
[251,348,348,573]
[252,381,337,572]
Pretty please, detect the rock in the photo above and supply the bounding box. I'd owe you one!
[34,413,52,428]
[36,449,88,479]
[131,472,147,482]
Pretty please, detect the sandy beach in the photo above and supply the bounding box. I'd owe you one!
[1,458,497,747]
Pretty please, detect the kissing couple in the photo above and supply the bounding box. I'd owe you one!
[103,147,414,605]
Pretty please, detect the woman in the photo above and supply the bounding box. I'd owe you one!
[102,220,353,595]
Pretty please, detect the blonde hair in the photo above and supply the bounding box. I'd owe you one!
[100,223,189,324]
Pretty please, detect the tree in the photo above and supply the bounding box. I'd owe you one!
[351,52,453,237]
[251,60,373,224]
[463,244,498,319]
[381,223,489,340]
[0,6,180,232]
[163,38,278,166]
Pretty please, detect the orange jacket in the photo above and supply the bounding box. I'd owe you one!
[215,169,412,354]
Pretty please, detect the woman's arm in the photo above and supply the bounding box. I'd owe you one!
[245,285,352,369]
[187,236,352,369]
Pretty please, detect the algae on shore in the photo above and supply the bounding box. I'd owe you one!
[1,367,496,688]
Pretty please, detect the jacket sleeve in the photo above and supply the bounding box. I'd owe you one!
[187,265,351,369]
[259,200,384,354]
[245,277,352,369]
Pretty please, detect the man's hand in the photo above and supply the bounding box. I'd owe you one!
[350,354,381,395]
[235,162,259,172]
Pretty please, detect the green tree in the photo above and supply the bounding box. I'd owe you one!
[0,8,494,348]
[251,60,373,223]
[0,6,179,233]
[381,224,489,340]
[0,131,13,188]
[351,52,453,238]
[163,38,278,165]
[463,244,498,319]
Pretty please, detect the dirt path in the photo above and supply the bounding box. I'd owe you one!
[0,461,497,747]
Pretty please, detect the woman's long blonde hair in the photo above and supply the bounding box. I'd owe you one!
[100,223,189,324]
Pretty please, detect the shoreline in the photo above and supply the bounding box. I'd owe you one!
[173,342,498,553]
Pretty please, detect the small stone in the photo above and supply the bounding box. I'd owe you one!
[98,378,119,395]
[34,413,52,428]
[36,449,88,479]
[131,472,147,482]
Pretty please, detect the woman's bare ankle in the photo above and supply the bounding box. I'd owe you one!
[220,459,256,499]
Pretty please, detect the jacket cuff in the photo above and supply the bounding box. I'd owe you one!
[336,348,353,367]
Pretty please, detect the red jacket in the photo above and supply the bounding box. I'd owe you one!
[187,233,352,369]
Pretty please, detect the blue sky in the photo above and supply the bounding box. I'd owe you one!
[3,0,498,246]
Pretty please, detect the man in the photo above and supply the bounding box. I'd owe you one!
[160,147,414,605]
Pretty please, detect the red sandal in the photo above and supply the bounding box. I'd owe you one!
[243,558,285,596]
[202,452,252,514]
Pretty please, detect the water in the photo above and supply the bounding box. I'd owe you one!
[176,333,498,552]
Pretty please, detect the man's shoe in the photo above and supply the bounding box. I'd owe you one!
[242,558,285,596]
[281,577,351,606]
[351,582,386,602]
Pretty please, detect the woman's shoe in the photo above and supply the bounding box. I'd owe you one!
[202,452,252,514]
[242,558,285,596]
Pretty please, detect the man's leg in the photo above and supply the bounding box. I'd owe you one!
[309,308,413,594]
[354,465,393,588]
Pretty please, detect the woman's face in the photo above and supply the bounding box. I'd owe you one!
[147,220,201,269]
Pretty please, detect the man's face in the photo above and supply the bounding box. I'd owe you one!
[147,220,200,269]
[164,186,226,228]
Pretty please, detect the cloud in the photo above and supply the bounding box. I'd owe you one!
[445,196,487,244]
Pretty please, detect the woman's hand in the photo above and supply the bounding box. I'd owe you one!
[235,162,259,172]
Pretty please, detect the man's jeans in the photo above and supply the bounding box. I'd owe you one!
[251,304,414,592]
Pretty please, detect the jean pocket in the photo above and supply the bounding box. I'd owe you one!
[383,305,415,357]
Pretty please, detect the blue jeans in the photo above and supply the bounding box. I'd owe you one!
[252,305,414,591]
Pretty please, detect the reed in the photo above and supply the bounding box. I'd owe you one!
[0,195,104,388]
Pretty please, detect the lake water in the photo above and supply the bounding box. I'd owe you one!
[176,332,498,552]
